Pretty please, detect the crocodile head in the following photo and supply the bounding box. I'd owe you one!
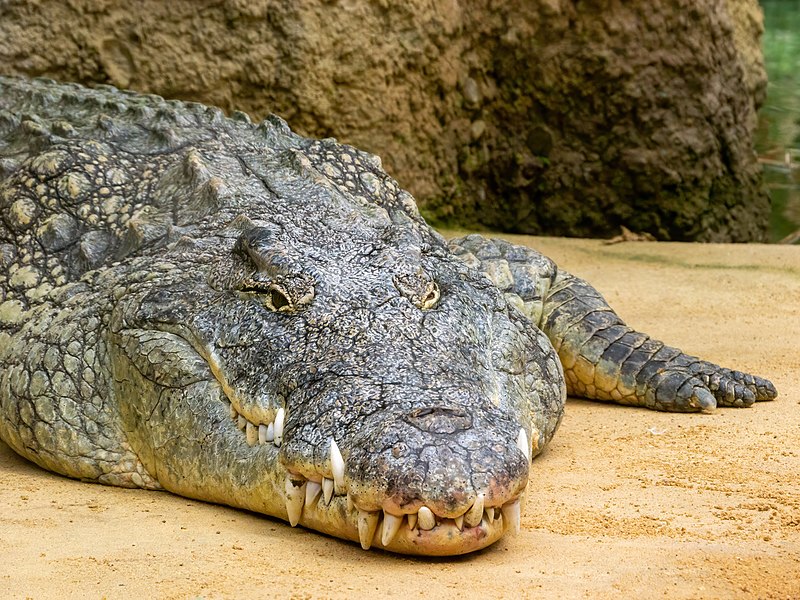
[108,141,565,555]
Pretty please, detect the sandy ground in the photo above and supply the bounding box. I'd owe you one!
[1,236,798,599]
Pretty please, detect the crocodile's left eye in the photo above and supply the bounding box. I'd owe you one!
[393,273,440,310]
[419,282,440,310]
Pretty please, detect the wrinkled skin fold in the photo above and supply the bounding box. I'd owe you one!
[0,77,777,555]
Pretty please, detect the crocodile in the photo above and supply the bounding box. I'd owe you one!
[0,77,777,556]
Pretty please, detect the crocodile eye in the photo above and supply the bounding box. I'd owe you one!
[239,280,293,312]
[238,273,314,314]
[420,283,440,310]
[394,274,440,310]
[267,287,291,312]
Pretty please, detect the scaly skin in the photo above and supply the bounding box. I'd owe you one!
[0,77,777,555]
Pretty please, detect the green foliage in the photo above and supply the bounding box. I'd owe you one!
[758,0,800,241]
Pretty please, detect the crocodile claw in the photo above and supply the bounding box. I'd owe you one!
[690,387,717,413]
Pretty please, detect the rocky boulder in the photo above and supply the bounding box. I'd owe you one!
[0,0,769,241]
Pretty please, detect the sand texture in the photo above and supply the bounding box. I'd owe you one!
[1,236,798,599]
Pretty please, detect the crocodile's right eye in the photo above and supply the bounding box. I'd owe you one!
[238,278,312,314]
[262,285,295,313]
[230,224,316,312]
[269,288,291,311]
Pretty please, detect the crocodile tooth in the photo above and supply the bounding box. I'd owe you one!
[407,512,417,529]
[305,481,322,506]
[330,439,345,493]
[357,510,380,550]
[229,403,237,419]
[485,507,495,523]
[258,424,268,444]
[501,500,521,535]
[464,493,484,528]
[346,494,354,512]
[237,415,247,431]
[284,477,306,527]
[517,427,530,461]
[381,512,403,546]
[265,422,275,442]
[246,421,258,446]
[322,477,334,504]
[454,515,464,531]
[417,507,435,531]
[273,407,285,446]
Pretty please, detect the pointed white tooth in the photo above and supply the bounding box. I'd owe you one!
[229,402,237,419]
[517,427,531,462]
[346,493,354,512]
[266,422,275,442]
[501,500,521,535]
[258,424,268,444]
[407,512,418,529]
[305,480,322,506]
[417,507,435,531]
[330,439,345,493]
[237,415,247,430]
[357,510,380,550]
[485,507,495,523]
[284,477,306,527]
[454,515,464,531]
[464,493,484,528]
[273,407,285,446]
[381,512,403,546]
[246,421,258,446]
[322,477,334,504]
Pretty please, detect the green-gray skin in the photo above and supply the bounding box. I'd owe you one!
[0,77,777,556]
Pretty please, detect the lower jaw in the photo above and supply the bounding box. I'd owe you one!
[164,468,512,555]
[297,495,510,556]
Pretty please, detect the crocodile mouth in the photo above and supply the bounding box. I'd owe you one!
[112,321,529,555]
[222,390,528,555]
[287,483,522,556]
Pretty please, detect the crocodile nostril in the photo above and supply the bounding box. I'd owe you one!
[405,407,472,434]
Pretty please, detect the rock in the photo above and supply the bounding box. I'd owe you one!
[461,77,482,107]
[470,120,486,141]
[0,0,769,241]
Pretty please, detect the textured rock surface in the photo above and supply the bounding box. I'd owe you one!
[724,0,768,106]
[0,0,769,241]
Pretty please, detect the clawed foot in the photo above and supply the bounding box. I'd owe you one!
[689,362,778,409]
[644,360,778,412]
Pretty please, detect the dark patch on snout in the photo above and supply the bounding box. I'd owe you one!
[405,407,472,434]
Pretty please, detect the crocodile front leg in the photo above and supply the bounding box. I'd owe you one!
[539,270,777,411]
[450,234,778,412]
